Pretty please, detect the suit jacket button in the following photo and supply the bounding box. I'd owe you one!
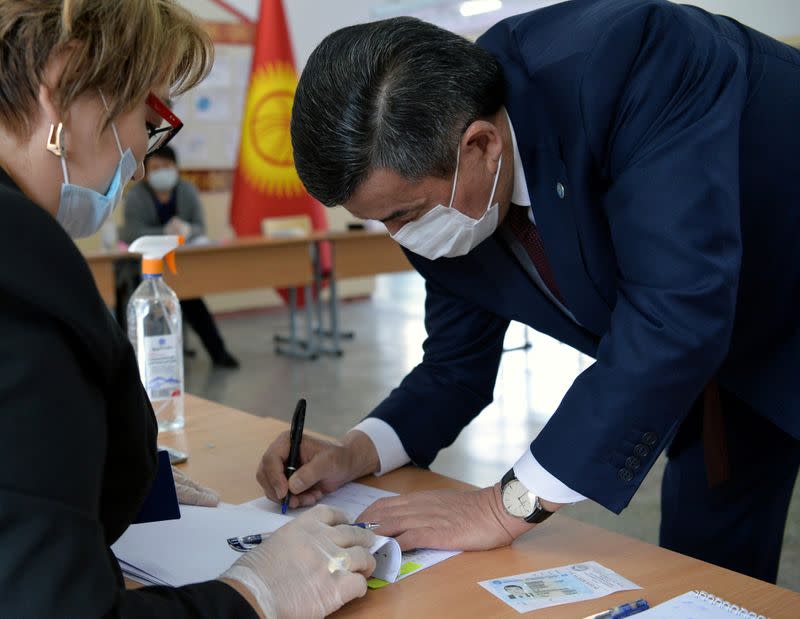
[618,468,634,482]
[625,456,641,471]
[556,182,566,199]
[642,432,658,446]
[634,444,650,458]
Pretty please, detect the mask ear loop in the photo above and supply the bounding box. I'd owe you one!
[486,155,503,211]
[447,147,461,209]
[98,90,125,157]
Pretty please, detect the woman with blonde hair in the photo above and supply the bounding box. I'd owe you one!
[0,2,375,617]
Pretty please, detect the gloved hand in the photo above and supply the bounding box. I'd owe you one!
[171,466,219,507]
[221,505,376,619]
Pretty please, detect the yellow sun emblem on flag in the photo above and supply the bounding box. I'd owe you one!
[239,61,305,197]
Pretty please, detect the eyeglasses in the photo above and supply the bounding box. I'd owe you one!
[145,93,183,156]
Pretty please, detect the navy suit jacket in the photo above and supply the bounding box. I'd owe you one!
[367,0,800,513]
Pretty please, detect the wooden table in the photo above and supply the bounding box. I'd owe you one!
[318,230,412,279]
[84,231,410,307]
[157,396,800,618]
[84,236,316,307]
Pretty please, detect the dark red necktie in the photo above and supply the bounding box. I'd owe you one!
[506,204,565,304]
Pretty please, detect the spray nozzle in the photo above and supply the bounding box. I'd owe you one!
[128,235,185,276]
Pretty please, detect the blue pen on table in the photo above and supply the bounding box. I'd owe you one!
[227,522,381,552]
[282,398,306,514]
[582,598,649,619]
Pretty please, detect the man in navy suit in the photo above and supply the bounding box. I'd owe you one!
[257,0,800,582]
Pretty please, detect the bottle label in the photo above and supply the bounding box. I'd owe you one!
[143,334,182,401]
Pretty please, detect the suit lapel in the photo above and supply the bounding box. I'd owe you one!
[505,91,612,336]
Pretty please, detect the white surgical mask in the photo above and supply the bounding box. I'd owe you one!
[148,167,179,192]
[391,149,502,260]
[56,93,138,238]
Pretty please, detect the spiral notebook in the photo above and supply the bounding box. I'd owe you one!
[637,591,768,618]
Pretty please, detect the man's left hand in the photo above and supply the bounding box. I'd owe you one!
[357,484,557,551]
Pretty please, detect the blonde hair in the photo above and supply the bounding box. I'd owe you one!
[0,0,213,136]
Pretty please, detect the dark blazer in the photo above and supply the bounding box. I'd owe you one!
[367,0,800,513]
[0,169,256,617]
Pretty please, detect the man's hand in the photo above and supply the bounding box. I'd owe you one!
[256,430,380,509]
[357,484,564,551]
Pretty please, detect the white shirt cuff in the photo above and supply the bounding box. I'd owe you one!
[513,450,587,504]
[349,418,411,476]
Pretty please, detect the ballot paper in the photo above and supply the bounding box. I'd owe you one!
[114,482,459,588]
[243,482,460,586]
[113,503,402,586]
[479,561,641,614]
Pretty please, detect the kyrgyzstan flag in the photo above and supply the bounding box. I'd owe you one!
[230,0,328,240]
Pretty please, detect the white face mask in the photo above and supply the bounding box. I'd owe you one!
[56,93,138,238]
[390,149,502,260]
[148,167,179,192]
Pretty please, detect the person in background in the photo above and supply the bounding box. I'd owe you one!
[122,145,240,369]
[0,1,375,617]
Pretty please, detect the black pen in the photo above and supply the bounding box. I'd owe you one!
[227,523,380,552]
[282,398,306,514]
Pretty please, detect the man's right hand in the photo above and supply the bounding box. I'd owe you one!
[256,430,380,508]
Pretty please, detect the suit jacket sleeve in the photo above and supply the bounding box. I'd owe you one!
[367,275,509,466]
[122,183,164,244]
[0,300,255,618]
[530,4,748,512]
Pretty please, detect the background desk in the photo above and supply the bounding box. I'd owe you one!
[84,231,411,307]
[153,396,800,618]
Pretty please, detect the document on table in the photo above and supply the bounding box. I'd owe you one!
[243,482,460,586]
[479,561,641,614]
[113,502,402,586]
[114,482,459,588]
[636,591,767,618]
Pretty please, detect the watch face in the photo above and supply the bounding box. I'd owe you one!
[502,479,535,518]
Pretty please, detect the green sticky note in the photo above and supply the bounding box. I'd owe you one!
[367,562,424,589]
[367,578,390,589]
[399,562,422,576]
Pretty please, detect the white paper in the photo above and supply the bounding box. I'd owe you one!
[113,505,292,587]
[244,482,460,583]
[193,91,233,122]
[636,591,764,618]
[113,502,404,584]
[115,483,461,589]
[479,561,641,614]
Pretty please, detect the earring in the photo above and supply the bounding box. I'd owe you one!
[46,122,64,157]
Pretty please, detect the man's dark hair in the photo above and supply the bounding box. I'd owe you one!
[291,17,504,207]
[146,145,178,166]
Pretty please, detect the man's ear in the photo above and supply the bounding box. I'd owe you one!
[462,119,503,175]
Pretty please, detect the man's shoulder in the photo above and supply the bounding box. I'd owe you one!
[478,0,679,70]
[175,179,200,200]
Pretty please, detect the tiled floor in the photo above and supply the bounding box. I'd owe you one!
[185,272,800,591]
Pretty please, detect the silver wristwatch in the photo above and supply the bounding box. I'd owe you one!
[500,469,554,524]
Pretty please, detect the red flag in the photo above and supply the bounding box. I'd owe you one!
[230,0,328,238]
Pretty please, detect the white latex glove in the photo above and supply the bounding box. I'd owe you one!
[164,217,191,238]
[222,505,376,619]
[171,466,219,507]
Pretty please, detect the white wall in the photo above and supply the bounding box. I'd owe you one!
[689,0,800,39]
